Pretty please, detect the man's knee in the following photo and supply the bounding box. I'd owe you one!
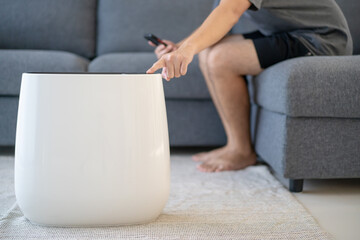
[207,40,258,76]
[200,34,246,71]
[207,44,231,74]
[198,48,211,71]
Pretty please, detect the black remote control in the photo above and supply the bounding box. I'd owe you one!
[144,33,168,47]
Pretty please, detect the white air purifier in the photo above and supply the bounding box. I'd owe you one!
[15,73,170,227]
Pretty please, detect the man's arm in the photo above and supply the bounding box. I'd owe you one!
[147,0,251,80]
[177,0,250,49]
[175,29,195,48]
[180,0,250,54]
[176,38,187,48]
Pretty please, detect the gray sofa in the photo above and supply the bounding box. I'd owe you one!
[247,0,360,191]
[0,0,225,147]
[0,0,359,192]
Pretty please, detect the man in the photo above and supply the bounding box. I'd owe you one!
[146,0,352,172]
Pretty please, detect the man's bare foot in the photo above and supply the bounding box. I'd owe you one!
[197,149,256,172]
[192,146,227,162]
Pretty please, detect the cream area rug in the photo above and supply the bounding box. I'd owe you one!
[0,154,331,240]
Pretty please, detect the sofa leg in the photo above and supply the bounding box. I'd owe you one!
[289,179,304,192]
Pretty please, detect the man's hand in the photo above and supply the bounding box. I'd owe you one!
[148,40,178,59]
[146,45,195,81]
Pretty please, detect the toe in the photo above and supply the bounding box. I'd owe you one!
[215,164,225,172]
[196,163,207,172]
[197,163,209,172]
[197,162,218,173]
[192,152,207,162]
[196,165,203,172]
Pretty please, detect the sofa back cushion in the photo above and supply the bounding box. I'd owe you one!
[335,0,359,54]
[0,0,96,58]
[96,0,213,55]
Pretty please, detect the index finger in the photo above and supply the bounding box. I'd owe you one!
[148,41,156,47]
[146,58,165,74]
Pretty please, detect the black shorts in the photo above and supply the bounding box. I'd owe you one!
[244,31,312,69]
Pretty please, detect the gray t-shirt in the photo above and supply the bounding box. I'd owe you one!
[236,0,353,55]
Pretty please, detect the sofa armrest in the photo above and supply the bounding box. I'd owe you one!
[249,55,360,118]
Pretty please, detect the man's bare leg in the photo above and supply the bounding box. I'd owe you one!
[193,45,227,162]
[193,35,248,162]
[193,35,263,172]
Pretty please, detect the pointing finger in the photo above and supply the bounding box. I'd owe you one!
[146,58,165,74]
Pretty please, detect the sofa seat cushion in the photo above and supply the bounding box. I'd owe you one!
[89,53,211,99]
[248,55,360,118]
[0,50,89,96]
[0,0,96,58]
